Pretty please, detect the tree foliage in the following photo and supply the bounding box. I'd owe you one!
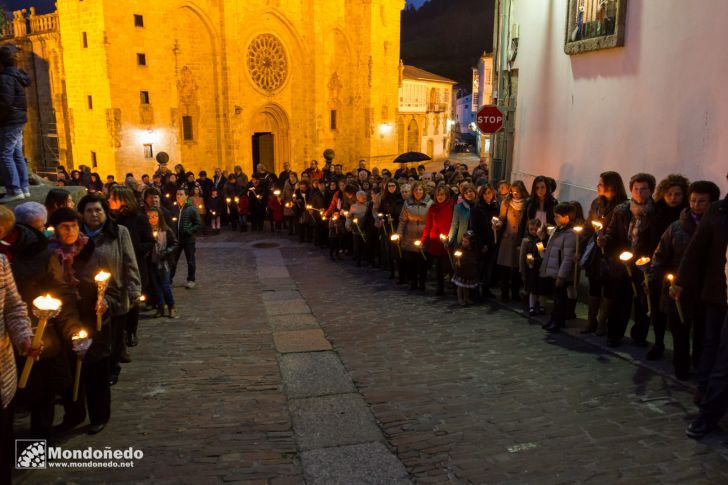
[401,0,494,89]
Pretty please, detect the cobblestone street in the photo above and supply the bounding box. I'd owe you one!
[14,231,728,484]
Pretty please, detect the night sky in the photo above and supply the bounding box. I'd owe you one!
[3,0,54,14]
[6,0,428,15]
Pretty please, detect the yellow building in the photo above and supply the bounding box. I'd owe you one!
[397,64,456,161]
[6,1,406,178]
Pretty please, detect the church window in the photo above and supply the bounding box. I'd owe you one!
[143,144,153,159]
[82,32,87,48]
[134,15,144,28]
[182,116,194,141]
[91,151,97,168]
[247,34,288,93]
[140,91,150,104]
[137,53,146,66]
[87,95,93,109]
[330,110,337,131]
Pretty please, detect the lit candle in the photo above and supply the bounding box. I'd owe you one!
[273,190,281,197]
[441,234,455,267]
[591,220,605,254]
[390,233,402,257]
[414,240,426,260]
[94,271,111,331]
[352,217,366,241]
[526,253,534,264]
[536,241,545,257]
[18,294,63,389]
[491,216,500,244]
[546,225,556,238]
[172,217,178,222]
[635,256,652,315]
[226,197,231,204]
[71,329,89,402]
[342,210,349,217]
[234,197,240,203]
[619,251,638,296]
[573,226,584,287]
[165,193,170,198]
[153,231,158,238]
[198,204,203,209]
[666,274,685,324]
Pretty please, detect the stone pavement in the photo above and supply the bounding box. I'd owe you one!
[12,229,728,484]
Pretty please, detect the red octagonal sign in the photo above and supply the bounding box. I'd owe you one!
[476,105,504,134]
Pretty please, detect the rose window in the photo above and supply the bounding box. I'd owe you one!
[247,34,288,93]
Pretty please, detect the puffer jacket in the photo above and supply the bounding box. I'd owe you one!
[397,195,433,252]
[539,225,577,281]
[677,196,728,307]
[0,66,31,126]
[649,208,699,314]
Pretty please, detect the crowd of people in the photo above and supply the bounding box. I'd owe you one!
[1,154,728,480]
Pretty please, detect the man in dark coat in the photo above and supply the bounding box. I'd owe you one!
[0,45,31,202]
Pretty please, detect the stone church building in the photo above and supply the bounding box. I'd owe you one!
[3,0,406,178]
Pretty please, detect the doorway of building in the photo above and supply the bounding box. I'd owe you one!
[252,132,275,174]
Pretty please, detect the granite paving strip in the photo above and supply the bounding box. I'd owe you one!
[254,248,412,484]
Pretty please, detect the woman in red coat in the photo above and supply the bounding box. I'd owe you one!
[420,185,455,295]
[267,189,284,232]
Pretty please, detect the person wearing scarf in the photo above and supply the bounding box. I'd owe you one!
[600,173,661,348]
[494,180,530,302]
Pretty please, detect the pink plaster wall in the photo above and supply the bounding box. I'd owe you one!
[510,0,728,204]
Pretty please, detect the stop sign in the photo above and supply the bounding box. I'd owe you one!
[476,105,504,134]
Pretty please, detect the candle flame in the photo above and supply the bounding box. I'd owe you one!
[635,256,651,267]
[591,220,603,231]
[47,226,55,233]
[573,226,584,233]
[226,198,231,203]
[94,271,111,283]
[165,193,170,198]
[667,274,675,282]
[139,295,146,302]
[439,234,447,240]
[74,329,88,340]
[234,197,240,203]
[377,213,384,217]
[198,204,203,209]
[536,242,544,251]
[491,217,499,223]
[454,250,463,257]
[414,240,422,247]
[390,234,399,241]
[619,251,634,262]
[33,293,62,311]
[353,218,359,224]
[273,190,281,196]
[526,253,534,261]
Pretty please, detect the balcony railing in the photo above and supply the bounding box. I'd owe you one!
[29,13,58,34]
[427,102,448,113]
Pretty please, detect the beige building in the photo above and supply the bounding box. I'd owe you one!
[3,0,406,178]
[397,64,456,161]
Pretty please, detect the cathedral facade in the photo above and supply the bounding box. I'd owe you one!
[10,0,405,178]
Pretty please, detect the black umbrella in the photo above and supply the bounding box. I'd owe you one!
[393,152,432,164]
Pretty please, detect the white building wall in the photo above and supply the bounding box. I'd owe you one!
[509,0,728,206]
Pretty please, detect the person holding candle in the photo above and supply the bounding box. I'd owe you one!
[346,190,372,267]
[222,174,240,231]
[294,180,316,244]
[0,205,81,440]
[108,186,154,351]
[48,207,118,435]
[452,231,479,306]
[649,181,720,379]
[421,185,455,295]
[641,174,690,359]
[79,194,141,387]
[519,219,548,316]
[581,171,628,335]
[142,187,175,231]
[540,203,578,332]
[494,180,529,302]
[377,180,404,280]
[0,250,34,482]
[205,187,224,235]
[237,188,250,233]
[308,179,327,246]
[267,186,285,234]
[599,173,661,347]
[674,172,728,408]
[146,207,179,318]
[470,184,500,298]
[397,181,432,291]
[519,176,558,239]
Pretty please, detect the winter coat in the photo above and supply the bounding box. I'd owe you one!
[176,201,203,242]
[397,196,433,252]
[653,199,688,240]
[649,208,700,314]
[196,177,214,200]
[113,208,154,288]
[422,198,454,256]
[676,196,728,307]
[377,193,403,233]
[150,227,178,271]
[582,196,620,281]
[519,195,558,238]
[237,193,250,217]
[496,197,526,268]
[84,220,141,316]
[294,189,316,225]
[540,226,577,281]
[471,200,499,252]
[346,202,368,233]
[248,185,268,218]
[0,254,31,409]
[205,196,225,217]
[603,200,661,260]
[9,225,82,403]
[0,66,31,126]
[267,195,284,222]
[448,200,474,247]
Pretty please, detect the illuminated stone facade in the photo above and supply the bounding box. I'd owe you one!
[8,0,406,178]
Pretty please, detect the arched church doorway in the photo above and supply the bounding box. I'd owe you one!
[249,104,290,174]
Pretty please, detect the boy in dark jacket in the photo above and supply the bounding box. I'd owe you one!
[171,188,202,289]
